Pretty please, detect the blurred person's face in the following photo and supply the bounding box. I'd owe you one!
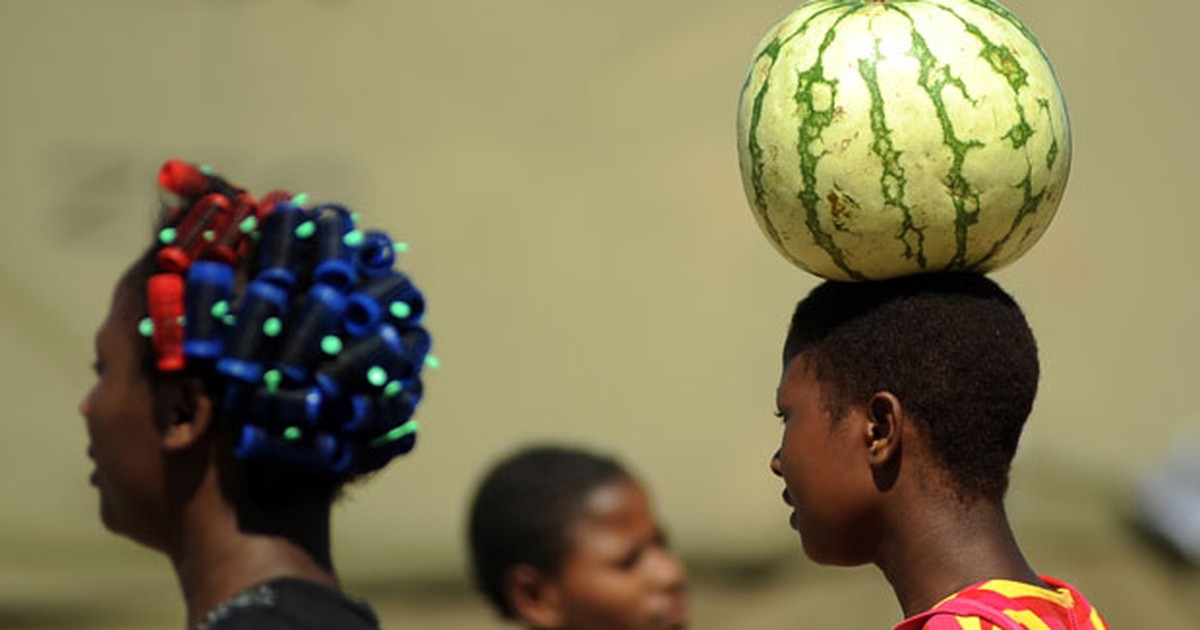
[547,478,689,630]
[771,354,880,566]
[80,277,169,548]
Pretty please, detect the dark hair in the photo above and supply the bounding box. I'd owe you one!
[121,160,431,503]
[784,272,1038,501]
[467,445,629,619]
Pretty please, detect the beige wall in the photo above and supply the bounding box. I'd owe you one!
[0,0,1196,616]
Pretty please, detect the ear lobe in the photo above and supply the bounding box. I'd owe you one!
[505,564,564,629]
[158,377,215,452]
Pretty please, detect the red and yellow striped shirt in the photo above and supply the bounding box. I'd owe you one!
[892,576,1109,630]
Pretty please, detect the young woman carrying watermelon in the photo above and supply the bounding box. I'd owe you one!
[769,273,1109,629]
[79,159,432,629]
[738,0,1110,627]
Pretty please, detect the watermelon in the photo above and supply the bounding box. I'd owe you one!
[737,0,1070,280]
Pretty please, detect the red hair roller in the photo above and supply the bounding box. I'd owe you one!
[147,273,186,371]
[158,159,210,198]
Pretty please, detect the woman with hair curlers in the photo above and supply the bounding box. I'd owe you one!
[80,159,433,629]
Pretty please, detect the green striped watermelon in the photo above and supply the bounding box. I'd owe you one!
[737,0,1070,280]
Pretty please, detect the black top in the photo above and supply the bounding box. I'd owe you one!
[195,578,380,629]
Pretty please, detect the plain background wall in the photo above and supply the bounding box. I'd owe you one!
[0,0,1196,622]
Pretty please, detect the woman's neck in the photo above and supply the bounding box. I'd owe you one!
[168,478,338,628]
[875,497,1043,617]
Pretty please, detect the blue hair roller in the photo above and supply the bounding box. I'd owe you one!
[390,376,424,413]
[278,283,347,382]
[398,326,432,372]
[378,389,420,428]
[249,385,325,428]
[343,396,375,433]
[342,295,382,337]
[217,279,289,384]
[314,323,415,398]
[256,201,307,289]
[311,205,359,291]
[354,422,419,474]
[354,231,396,280]
[184,261,235,359]
[343,272,426,336]
[341,387,419,435]
[373,376,423,423]
[235,424,349,473]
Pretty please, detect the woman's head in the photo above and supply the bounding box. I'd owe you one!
[80,159,433,547]
[780,272,1038,502]
[468,446,688,630]
[769,273,1039,566]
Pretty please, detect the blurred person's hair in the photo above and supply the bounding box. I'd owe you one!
[467,445,629,619]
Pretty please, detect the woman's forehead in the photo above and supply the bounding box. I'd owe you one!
[108,274,140,325]
[565,481,658,547]
[582,479,644,513]
[780,353,815,388]
[97,266,150,353]
[569,479,656,535]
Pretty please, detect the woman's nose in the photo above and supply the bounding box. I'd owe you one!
[770,448,783,477]
[651,548,687,591]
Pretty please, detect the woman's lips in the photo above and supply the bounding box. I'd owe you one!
[660,596,690,628]
[87,446,97,485]
[782,489,799,529]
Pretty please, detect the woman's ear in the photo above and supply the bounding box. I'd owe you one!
[863,391,904,492]
[866,391,903,466]
[156,376,214,452]
[504,564,564,629]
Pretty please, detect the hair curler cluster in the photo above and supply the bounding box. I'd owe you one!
[142,159,432,476]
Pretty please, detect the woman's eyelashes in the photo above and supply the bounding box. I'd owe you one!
[615,530,671,571]
[616,547,643,571]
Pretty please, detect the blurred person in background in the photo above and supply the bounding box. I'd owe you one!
[80,159,433,628]
[467,445,689,630]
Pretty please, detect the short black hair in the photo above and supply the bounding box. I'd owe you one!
[467,445,629,619]
[784,272,1039,501]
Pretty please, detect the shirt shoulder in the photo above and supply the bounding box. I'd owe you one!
[894,576,1109,630]
[199,578,380,630]
[918,614,1004,630]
